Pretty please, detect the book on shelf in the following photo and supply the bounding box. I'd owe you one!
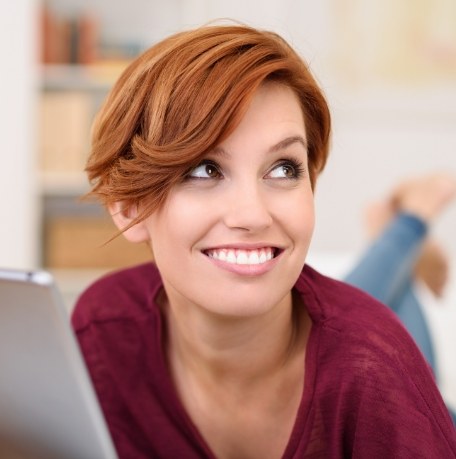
[40,4,141,67]
[40,5,99,65]
[44,215,152,270]
[39,91,92,174]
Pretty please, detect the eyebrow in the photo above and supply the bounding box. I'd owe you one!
[211,135,308,157]
[268,135,307,153]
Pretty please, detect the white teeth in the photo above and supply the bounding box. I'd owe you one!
[206,248,275,265]
[248,251,260,264]
[237,251,249,265]
[226,251,236,263]
[259,250,267,263]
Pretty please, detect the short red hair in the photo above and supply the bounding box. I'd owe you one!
[86,24,331,223]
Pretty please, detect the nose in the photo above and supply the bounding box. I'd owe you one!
[223,181,273,232]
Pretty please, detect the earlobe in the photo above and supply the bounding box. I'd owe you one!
[108,202,150,243]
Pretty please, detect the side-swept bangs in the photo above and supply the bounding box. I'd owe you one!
[86,24,331,224]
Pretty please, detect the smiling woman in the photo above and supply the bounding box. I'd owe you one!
[72,23,456,459]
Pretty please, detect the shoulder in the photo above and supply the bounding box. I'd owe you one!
[298,264,427,377]
[298,263,406,334]
[71,262,161,331]
[298,265,456,454]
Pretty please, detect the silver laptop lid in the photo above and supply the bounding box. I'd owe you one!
[0,269,118,459]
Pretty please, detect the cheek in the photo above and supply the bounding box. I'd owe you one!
[294,203,315,244]
[274,188,315,238]
[149,194,213,256]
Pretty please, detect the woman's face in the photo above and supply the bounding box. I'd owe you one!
[144,83,315,317]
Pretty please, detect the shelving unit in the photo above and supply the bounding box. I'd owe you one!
[38,62,125,198]
[38,62,153,309]
[36,0,165,308]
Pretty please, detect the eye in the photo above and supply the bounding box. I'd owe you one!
[187,160,223,179]
[267,159,304,179]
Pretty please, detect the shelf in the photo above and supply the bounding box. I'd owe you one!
[39,171,90,196]
[41,62,129,92]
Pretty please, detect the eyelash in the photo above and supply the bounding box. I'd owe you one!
[185,157,306,180]
[270,157,305,180]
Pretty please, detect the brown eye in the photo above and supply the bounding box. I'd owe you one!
[268,162,298,179]
[188,161,222,179]
[205,164,220,178]
[281,164,295,178]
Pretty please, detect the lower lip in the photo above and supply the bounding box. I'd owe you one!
[204,252,281,277]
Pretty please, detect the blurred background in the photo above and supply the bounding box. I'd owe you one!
[2,0,456,403]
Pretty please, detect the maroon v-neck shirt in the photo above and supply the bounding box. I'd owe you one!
[72,263,456,458]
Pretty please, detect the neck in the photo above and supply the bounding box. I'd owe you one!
[162,289,308,389]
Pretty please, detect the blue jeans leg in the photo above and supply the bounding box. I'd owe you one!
[344,213,427,307]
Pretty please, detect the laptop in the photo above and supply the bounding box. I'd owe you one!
[0,268,118,459]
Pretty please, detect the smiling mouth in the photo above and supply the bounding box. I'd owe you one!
[203,247,281,265]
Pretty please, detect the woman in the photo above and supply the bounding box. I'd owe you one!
[72,24,456,458]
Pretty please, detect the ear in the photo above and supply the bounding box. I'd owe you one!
[108,202,150,243]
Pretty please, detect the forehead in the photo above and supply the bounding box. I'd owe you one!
[213,82,307,153]
[237,82,304,131]
[210,135,307,161]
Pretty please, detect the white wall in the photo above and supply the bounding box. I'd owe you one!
[313,89,456,258]
[0,0,39,269]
